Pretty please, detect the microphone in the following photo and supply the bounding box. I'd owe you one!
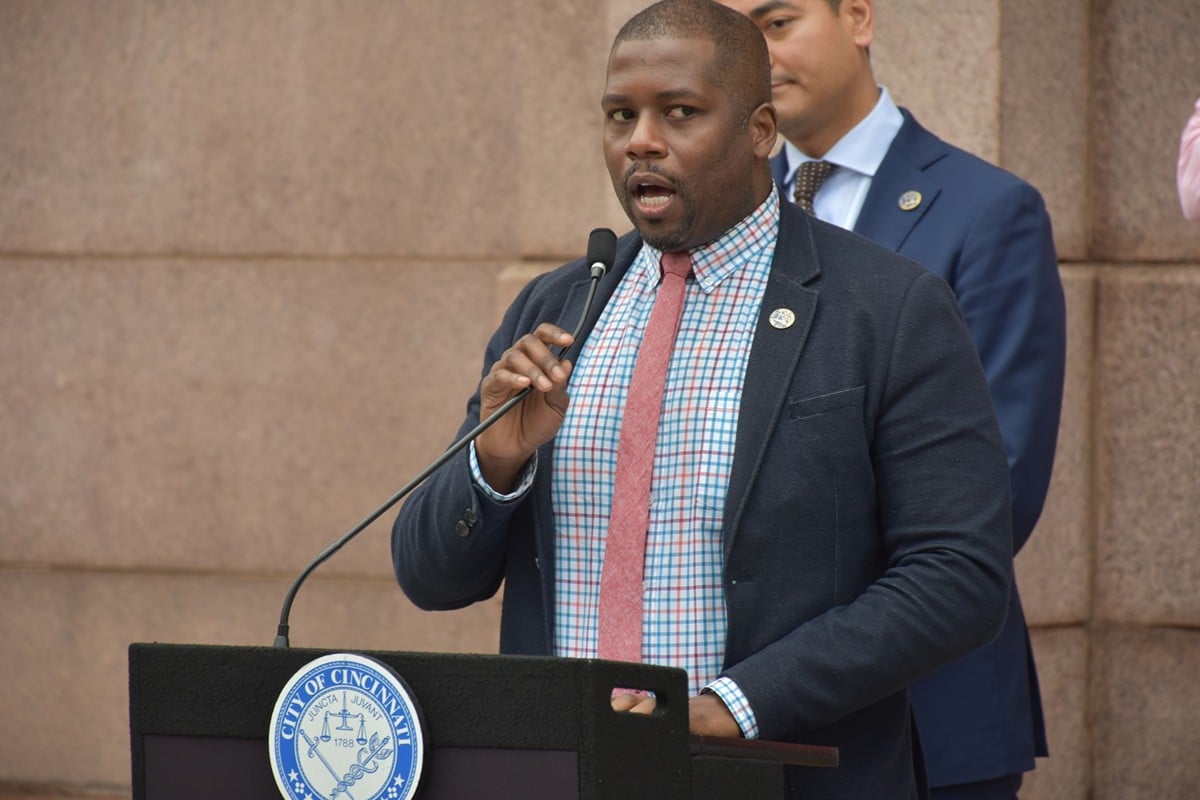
[273,228,618,647]
[587,227,616,279]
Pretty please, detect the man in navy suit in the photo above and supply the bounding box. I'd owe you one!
[719,1,1066,797]
[394,1,1013,796]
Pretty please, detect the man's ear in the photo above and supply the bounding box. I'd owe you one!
[845,0,875,49]
[750,102,778,159]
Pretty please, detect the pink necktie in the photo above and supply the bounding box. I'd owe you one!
[598,250,692,664]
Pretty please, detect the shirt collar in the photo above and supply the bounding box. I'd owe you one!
[783,85,904,180]
[639,187,780,294]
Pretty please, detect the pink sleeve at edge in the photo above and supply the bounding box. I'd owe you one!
[1178,97,1200,222]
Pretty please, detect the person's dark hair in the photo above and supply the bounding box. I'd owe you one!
[613,0,771,127]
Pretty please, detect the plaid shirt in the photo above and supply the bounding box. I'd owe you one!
[550,190,781,737]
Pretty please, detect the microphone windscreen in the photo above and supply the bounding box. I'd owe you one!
[586,228,618,276]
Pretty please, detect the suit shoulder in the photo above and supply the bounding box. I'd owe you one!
[933,146,1040,199]
[920,135,1043,201]
[511,231,628,300]
[802,214,960,320]
[897,112,1047,202]
[524,228,642,293]
[808,214,933,285]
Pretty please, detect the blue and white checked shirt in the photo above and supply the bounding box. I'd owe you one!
[472,190,781,738]
[558,191,780,736]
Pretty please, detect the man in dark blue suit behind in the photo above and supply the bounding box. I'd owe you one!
[395,0,1016,796]
[720,1,1067,797]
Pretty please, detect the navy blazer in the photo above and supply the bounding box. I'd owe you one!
[773,110,1064,785]
[393,203,1014,799]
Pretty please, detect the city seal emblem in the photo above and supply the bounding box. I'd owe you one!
[269,653,426,800]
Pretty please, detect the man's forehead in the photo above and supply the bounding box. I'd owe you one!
[605,37,717,79]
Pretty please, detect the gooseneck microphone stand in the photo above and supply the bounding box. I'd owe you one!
[273,228,618,647]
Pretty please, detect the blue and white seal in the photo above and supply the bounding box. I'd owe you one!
[269,653,426,800]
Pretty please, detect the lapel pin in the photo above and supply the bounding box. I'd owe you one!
[769,308,796,329]
[898,190,922,211]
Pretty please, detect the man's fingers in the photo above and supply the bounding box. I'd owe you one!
[532,322,574,350]
[493,330,574,392]
[489,365,532,385]
[611,692,657,715]
[628,696,657,715]
[611,692,639,712]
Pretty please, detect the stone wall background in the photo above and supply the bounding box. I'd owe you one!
[1,1,1197,798]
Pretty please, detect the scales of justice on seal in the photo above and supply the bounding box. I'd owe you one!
[127,231,837,800]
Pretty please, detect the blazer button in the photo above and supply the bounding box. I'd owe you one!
[455,520,470,538]
[463,508,478,525]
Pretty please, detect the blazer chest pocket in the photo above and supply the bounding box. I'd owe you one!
[779,384,874,558]
[788,385,865,423]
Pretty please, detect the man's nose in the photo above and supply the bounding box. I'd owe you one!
[627,114,667,159]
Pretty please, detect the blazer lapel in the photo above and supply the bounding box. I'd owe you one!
[853,111,945,251]
[723,204,820,556]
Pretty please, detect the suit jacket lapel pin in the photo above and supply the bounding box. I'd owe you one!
[898,190,922,211]
[769,308,796,329]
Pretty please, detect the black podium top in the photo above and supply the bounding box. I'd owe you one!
[129,643,831,800]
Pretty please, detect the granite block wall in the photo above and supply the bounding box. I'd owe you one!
[1,0,1197,797]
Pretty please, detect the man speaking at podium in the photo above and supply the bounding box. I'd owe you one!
[392,1,1012,797]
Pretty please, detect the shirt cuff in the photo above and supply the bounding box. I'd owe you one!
[705,676,759,740]
[468,441,537,502]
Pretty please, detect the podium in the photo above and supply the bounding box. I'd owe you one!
[129,643,836,799]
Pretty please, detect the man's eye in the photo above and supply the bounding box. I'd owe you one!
[765,16,793,32]
[667,106,696,119]
[609,109,634,122]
